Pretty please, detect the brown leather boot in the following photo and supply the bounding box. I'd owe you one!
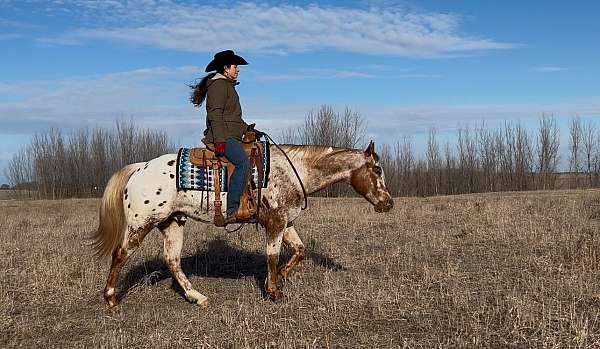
[235,205,254,221]
[224,207,256,225]
[234,189,255,221]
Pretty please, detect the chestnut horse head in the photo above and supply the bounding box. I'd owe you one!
[349,141,394,213]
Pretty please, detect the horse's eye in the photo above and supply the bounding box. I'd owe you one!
[373,166,382,176]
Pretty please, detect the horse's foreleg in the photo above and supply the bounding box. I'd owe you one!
[277,224,305,283]
[266,231,284,301]
[159,217,208,307]
[104,225,153,307]
[264,211,287,301]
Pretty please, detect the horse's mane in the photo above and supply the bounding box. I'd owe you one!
[278,144,358,166]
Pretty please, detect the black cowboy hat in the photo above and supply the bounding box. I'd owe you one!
[205,50,248,72]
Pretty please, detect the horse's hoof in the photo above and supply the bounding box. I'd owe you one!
[276,276,288,289]
[185,290,209,307]
[104,290,118,308]
[268,290,285,302]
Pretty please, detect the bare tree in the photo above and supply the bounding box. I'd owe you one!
[290,105,366,197]
[478,124,499,192]
[497,122,515,191]
[338,107,365,148]
[443,140,458,195]
[426,128,441,195]
[594,129,600,187]
[514,123,534,191]
[457,127,479,193]
[377,143,398,195]
[298,105,365,148]
[279,127,298,144]
[536,115,560,190]
[582,120,598,187]
[398,136,415,196]
[90,128,110,194]
[569,116,583,188]
[6,146,35,198]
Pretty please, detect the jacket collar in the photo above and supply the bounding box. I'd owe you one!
[211,72,239,85]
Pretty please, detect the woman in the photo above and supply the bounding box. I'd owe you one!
[190,50,258,223]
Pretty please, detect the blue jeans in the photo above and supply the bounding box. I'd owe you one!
[225,137,250,214]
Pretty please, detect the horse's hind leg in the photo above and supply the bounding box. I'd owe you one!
[158,216,208,306]
[104,224,153,307]
[277,224,306,283]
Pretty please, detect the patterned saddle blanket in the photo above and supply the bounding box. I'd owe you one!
[175,141,270,192]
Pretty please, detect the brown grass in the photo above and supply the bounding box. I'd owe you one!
[3,190,600,348]
[0,190,16,200]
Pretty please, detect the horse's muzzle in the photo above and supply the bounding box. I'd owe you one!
[374,199,394,213]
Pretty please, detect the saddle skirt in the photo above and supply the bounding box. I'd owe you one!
[175,141,270,192]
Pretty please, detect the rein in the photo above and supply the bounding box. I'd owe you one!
[264,133,308,211]
[227,133,308,233]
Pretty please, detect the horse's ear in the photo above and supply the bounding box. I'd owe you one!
[364,140,375,157]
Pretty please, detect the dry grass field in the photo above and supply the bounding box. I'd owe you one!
[0,190,15,201]
[3,190,600,348]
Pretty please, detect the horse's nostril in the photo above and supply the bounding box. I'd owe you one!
[375,200,394,213]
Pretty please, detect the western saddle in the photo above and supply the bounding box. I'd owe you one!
[191,134,264,227]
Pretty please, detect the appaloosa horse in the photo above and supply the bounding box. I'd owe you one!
[93,141,393,307]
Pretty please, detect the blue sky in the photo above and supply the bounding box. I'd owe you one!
[1,0,600,183]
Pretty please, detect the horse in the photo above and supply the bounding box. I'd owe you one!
[93,141,394,307]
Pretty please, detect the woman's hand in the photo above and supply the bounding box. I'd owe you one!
[214,142,226,157]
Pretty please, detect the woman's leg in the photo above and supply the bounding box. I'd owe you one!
[224,137,250,215]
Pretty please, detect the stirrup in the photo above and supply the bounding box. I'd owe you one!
[224,214,240,225]
[224,215,255,225]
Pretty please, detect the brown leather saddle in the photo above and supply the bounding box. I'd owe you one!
[189,140,264,227]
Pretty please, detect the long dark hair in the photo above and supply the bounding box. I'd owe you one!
[189,66,228,107]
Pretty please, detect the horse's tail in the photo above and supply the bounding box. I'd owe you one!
[92,164,137,257]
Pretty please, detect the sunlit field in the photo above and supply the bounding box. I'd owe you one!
[3,191,600,348]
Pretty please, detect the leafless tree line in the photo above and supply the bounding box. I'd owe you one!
[283,107,600,197]
[380,119,540,197]
[6,106,600,200]
[381,116,600,197]
[281,105,365,148]
[6,120,174,199]
[569,116,600,188]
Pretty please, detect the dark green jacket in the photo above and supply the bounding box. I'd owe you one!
[202,73,249,144]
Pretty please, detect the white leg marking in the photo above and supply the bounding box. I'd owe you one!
[283,226,303,249]
[161,219,209,307]
[185,290,209,307]
[266,233,283,255]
